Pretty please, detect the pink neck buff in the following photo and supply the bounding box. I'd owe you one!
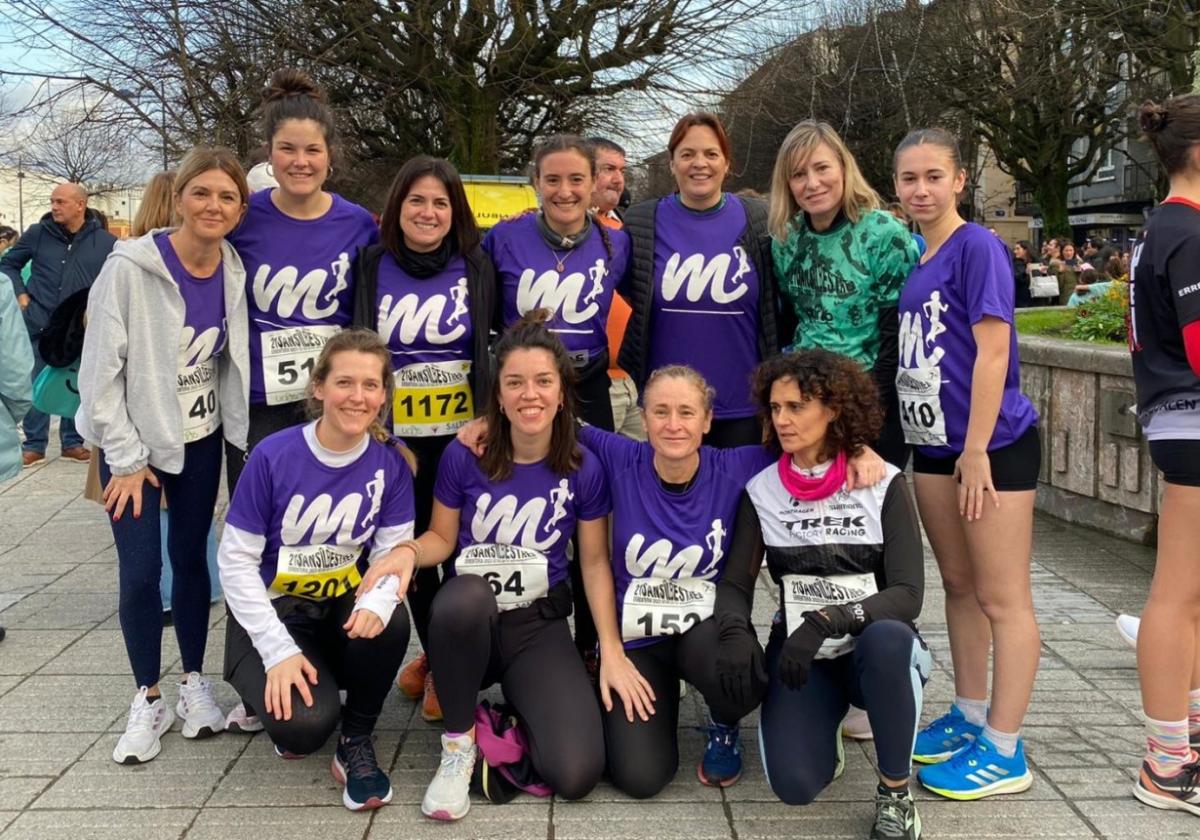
[777,450,847,501]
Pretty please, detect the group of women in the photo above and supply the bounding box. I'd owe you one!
[69,59,1200,836]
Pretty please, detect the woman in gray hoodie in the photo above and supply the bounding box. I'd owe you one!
[77,147,252,765]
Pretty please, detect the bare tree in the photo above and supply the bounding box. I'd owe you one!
[10,102,139,187]
[1,0,807,206]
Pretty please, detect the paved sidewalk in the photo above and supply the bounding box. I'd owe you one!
[0,446,1192,838]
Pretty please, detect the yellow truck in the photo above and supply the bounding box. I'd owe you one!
[461,174,538,229]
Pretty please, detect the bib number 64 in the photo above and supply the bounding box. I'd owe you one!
[482,570,526,599]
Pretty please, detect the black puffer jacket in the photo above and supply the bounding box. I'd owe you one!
[616,194,790,388]
[352,243,496,410]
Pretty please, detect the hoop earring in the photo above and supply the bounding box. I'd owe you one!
[327,164,334,179]
[265,162,274,177]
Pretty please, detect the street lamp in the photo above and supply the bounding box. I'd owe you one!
[114,81,169,171]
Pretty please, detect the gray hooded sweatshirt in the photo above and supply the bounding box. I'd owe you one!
[76,230,250,476]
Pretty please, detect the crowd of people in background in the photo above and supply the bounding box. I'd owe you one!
[1,66,1199,838]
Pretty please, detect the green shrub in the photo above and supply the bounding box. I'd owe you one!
[1070,282,1128,343]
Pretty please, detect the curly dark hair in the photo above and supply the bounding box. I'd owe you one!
[752,350,882,459]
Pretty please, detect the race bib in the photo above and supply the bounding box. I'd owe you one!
[393,360,474,437]
[261,324,341,405]
[270,543,363,601]
[897,366,948,446]
[621,577,715,642]
[781,571,877,659]
[176,359,220,443]
[455,543,550,611]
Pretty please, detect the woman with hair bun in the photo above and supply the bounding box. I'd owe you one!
[222,68,379,731]
[226,68,379,486]
[1128,95,1200,819]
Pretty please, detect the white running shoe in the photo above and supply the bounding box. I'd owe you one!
[113,687,175,764]
[176,673,225,739]
[224,701,264,733]
[1116,614,1140,650]
[841,705,874,741]
[421,733,477,821]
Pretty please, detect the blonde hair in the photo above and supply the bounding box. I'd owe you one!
[304,329,417,475]
[643,365,715,416]
[132,171,177,236]
[768,120,882,242]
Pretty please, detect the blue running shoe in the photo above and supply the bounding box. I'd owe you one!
[332,734,394,811]
[918,734,1033,801]
[697,720,742,787]
[912,705,982,764]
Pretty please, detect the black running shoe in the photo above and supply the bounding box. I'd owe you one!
[332,734,394,811]
[870,789,922,839]
[1133,759,1200,818]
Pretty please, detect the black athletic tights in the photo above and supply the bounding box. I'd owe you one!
[224,588,409,755]
[427,574,604,800]
[603,618,759,799]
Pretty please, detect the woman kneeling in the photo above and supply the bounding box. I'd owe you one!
[219,330,416,811]
[716,350,930,840]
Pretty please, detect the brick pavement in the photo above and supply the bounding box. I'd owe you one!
[0,446,1192,838]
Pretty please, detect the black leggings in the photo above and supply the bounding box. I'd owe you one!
[427,574,604,800]
[604,618,758,799]
[703,416,760,448]
[568,364,615,654]
[224,588,410,755]
[101,432,223,687]
[760,620,931,804]
[225,401,309,493]
[404,434,454,650]
[874,398,911,471]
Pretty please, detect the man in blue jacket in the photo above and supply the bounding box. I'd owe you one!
[1,183,116,467]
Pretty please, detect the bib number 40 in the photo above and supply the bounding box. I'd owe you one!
[188,390,217,420]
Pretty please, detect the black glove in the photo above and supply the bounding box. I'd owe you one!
[715,614,768,709]
[778,604,869,690]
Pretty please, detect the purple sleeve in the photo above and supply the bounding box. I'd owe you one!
[578,424,643,472]
[378,449,416,529]
[961,229,1015,326]
[432,441,468,510]
[224,447,275,537]
[573,449,612,521]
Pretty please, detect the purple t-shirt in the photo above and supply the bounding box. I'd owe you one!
[895,223,1038,455]
[225,425,416,600]
[376,253,475,437]
[646,196,761,418]
[228,190,379,404]
[484,213,630,362]
[434,440,610,610]
[581,425,772,648]
[155,232,226,368]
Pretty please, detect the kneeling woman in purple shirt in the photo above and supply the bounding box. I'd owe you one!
[361,310,651,821]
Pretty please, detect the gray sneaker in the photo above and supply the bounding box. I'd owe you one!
[871,789,921,840]
[421,733,477,821]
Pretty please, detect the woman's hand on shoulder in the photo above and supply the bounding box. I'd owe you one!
[845,445,886,490]
[456,416,489,457]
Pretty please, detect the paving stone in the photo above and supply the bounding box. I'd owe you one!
[2,808,196,840]
[371,802,549,839]
[554,801,732,839]
[0,732,97,776]
[186,805,370,840]
[1074,797,1200,838]
[0,675,129,732]
[0,630,83,676]
[32,753,233,809]
[0,776,54,810]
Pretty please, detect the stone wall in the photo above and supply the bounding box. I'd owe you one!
[1018,333,1159,544]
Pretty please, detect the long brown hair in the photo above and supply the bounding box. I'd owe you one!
[132,170,177,236]
[379,155,480,258]
[304,329,416,474]
[480,310,580,481]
